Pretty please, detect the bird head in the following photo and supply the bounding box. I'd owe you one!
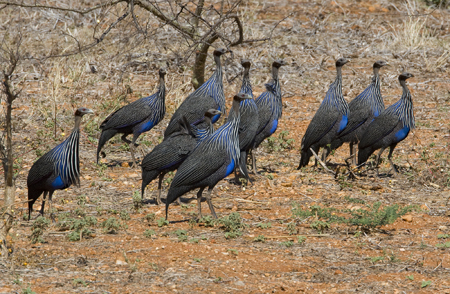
[373,60,389,68]
[399,72,414,81]
[159,68,167,77]
[273,59,287,68]
[75,107,94,117]
[336,58,349,67]
[205,109,222,118]
[233,93,252,102]
[213,48,228,56]
[241,59,251,68]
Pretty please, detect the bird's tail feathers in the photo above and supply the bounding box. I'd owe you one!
[97,129,117,163]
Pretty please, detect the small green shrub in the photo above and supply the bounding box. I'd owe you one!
[297,236,306,244]
[199,215,216,227]
[132,190,143,211]
[144,229,156,238]
[281,241,294,247]
[216,212,246,239]
[145,213,155,223]
[120,210,131,221]
[310,220,330,233]
[101,217,126,233]
[157,217,169,227]
[256,222,272,229]
[174,229,188,242]
[29,216,50,244]
[253,235,265,242]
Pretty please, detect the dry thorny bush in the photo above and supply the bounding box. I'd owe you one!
[1,0,450,292]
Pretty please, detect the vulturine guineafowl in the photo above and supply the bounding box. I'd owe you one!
[298,58,350,169]
[329,60,388,163]
[97,68,166,165]
[358,72,415,174]
[251,59,287,173]
[190,109,221,142]
[230,59,258,183]
[164,48,227,138]
[165,93,252,221]
[27,107,94,221]
[141,109,221,205]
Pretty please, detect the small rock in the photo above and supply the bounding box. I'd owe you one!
[334,270,343,275]
[235,281,245,286]
[438,225,447,231]
[402,215,413,222]
[121,162,129,167]
[116,259,127,265]
[231,205,238,211]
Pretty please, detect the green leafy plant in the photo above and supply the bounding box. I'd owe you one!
[72,278,88,287]
[120,210,131,221]
[297,236,306,244]
[310,220,330,233]
[436,241,450,248]
[256,222,272,229]
[281,241,294,247]
[437,234,449,239]
[265,130,295,153]
[145,213,155,223]
[144,229,156,238]
[174,229,188,242]
[133,190,143,211]
[29,216,50,244]
[22,286,36,294]
[369,256,384,264]
[406,275,414,281]
[157,217,169,227]
[101,217,127,233]
[253,235,265,242]
[421,280,432,288]
[286,222,298,235]
[216,212,246,239]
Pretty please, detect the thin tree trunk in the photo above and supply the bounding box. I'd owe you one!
[191,34,219,89]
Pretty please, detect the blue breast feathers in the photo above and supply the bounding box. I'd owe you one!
[338,115,348,133]
[139,120,156,133]
[212,106,222,123]
[270,120,278,134]
[225,158,235,177]
[51,176,66,189]
[395,126,410,141]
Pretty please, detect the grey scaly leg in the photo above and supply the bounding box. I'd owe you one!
[196,187,206,219]
[205,187,217,219]
[387,144,399,175]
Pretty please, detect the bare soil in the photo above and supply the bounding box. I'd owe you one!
[1,0,450,293]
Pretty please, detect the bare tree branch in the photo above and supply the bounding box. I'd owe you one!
[0,0,124,14]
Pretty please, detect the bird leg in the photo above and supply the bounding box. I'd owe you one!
[38,191,48,218]
[251,150,258,175]
[156,173,164,205]
[375,147,386,177]
[48,191,56,223]
[349,142,357,166]
[121,134,132,145]
[196,187,206,220]
[387,144,399,175]
[205,187,217,219]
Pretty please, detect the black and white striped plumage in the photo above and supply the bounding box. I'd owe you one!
[251,60,286,173]
[97,68,166,164]
[141,109,220,205]
[330,61,388,160]
[298,58,350,169]
[165,93,252,220]
[164,48,227,138]
[27,107,94,220]
[358,72,415,173]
